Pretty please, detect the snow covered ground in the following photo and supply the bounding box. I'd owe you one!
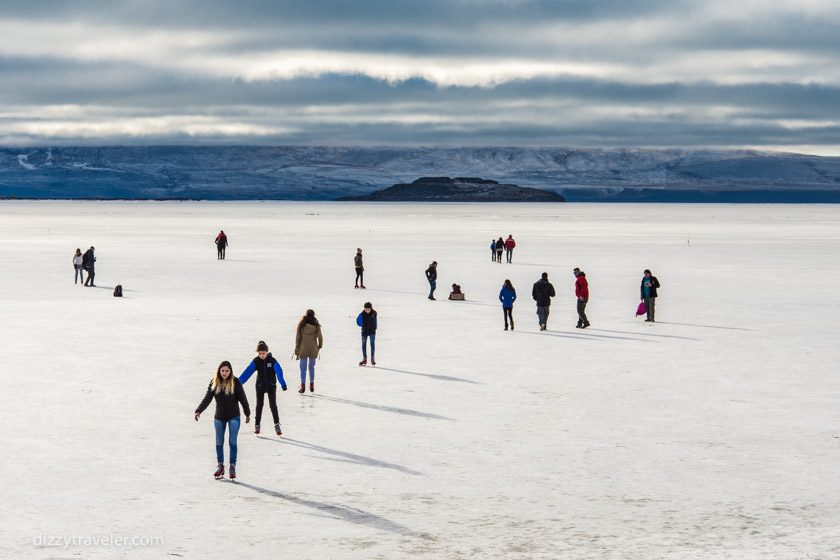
[2,201,839,559]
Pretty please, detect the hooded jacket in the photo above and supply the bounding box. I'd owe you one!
[296,321,323,359]
[531,278,556,306]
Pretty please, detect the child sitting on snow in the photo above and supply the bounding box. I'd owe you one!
[449,283,465,301]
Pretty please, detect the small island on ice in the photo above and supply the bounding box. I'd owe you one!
[336,176,566,202]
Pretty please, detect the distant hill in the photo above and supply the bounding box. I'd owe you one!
[2,146,840,201]
[336,177,565,202]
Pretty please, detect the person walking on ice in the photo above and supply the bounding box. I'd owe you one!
[641,269,661,322]
[532,272,556,331]
[295,309,323,393]
[573,267,590,329]
[215,230,228,260]
[499,279,517,331]
[504,235,516,263]
[495,237,504,263]
[72,248,84,285]
[354,248,366,289]
[357,302,377,366]
[490,239,497,262]
[194,360,250,480]
[238,341,287,436]
[82,246,96,287]
[425,261,438,300]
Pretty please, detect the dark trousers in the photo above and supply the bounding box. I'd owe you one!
[491,250,496,262]
[576,299,589,326]
[217,246,225,259]
[505,248,513,263]
[255,389,279,425]
[428,279,436,298]
[496,250,503,263]
[644,297,656,321]
[355,268,364,287]
[537,306,549,327]
[503,307,514,328]
[84,268,95,286]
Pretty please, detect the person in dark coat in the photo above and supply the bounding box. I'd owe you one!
[640,269,661,322]
[425,261,438,300]
[499,279,517,331]
[215,230,228,260]
[195,360,251,480]
[495,237,504,264]
[82,246,96,287]
[532,272,556,330]
[357,302,377,366]
[354,248,366,289]
[573,268,590,328]
[239,341,287,435]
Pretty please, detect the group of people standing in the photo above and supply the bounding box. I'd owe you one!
[490,235,516,263]
[72,247,97,287]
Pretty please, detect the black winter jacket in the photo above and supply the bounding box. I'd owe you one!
[425,266,437,281]
[82,249,96,269]
[532,279,556,307]
[195,377,250,421]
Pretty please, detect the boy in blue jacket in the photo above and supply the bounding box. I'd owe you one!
[239,341,287,435]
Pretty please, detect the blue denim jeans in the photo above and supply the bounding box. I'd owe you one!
[214,416,241,465]
[362,334,376,361]
[299,357,315,383]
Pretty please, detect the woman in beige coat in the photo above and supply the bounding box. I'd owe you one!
[295,309,323,394]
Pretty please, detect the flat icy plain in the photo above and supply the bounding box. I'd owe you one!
[2,202,838,559]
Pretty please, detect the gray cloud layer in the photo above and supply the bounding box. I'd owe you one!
[1,0,838,153]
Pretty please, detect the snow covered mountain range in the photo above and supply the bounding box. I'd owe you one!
[2,146,840,202]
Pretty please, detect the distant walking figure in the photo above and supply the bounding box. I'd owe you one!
[490,239,497,262]
[532,272,556,330]
[641,269,661,322]
[425,261,438,300]
[573,268,590,329]
[354,248,366,289]
[73,248,84,285]
[194,360,250,480]
[357,302,377,366]
[499,279,517,331]
[504,235,516,263]
[215,230,228,260]
[238,341,287,436]
[82,246,96,287]
[495,237,504,264]
[295,309,323,393]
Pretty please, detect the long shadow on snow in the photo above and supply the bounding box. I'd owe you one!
[225,480,431,539]
[375,367,480,385]
[309,394,454,421]
[258,436,422,475]
[586,328,699,341]
[518,330,653,343]
[655,321,755,332]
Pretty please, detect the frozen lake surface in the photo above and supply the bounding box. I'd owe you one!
[2,201,839,559]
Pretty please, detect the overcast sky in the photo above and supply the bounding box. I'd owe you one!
[1,0,839,153]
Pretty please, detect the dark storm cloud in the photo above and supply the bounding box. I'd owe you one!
[0,0,838,151]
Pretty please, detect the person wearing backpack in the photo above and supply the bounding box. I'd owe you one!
[295,310,323,393]
[194,360,251,480]
[640,269,661,322]
[72,248,84,285]
[357,302,377,366]
[499,279,517,331]
[215,230,228,260]
[238,341,287,435]
[82,246,96,287]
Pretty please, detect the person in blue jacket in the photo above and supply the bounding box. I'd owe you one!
[499,279,517,331]
[238,341,287,436]
[490,239,497,262]
[357,302,378,366]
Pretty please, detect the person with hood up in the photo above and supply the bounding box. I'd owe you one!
[499,279,517,331]
[573,268,590,329]
[640,269,661,322]
[195,360,250,480]
[238,341,287,436]
[357,302,377,366]
[531,272,556,330]
[295,309,323,393]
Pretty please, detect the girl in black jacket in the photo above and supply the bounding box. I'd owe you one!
[195,361,250,480]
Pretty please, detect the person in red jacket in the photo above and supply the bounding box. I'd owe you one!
[503,235,516,263]
[573,267,590,329]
